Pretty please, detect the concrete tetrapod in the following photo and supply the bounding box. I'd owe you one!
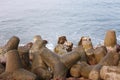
[0,50,37,80]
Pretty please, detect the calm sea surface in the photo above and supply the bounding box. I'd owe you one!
[0,0,120,49]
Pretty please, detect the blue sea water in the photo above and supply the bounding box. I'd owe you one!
[0,0,120,49]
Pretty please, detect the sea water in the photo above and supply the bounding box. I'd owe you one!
[0,0,120,50]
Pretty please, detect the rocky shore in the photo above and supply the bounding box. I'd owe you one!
[0,30,120,80]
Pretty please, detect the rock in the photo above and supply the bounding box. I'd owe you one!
[0,50,37,80]
[104,30,117,49]
[70,62,94,78]
[86,49,96,65]
[0,64,4,74]
[60,46,85,69]
[31,52,52,80]
[54,44,67,55]
[0,36,20,63]
[12,69,37,80]
[89,64,102,80]
[31,35,85,80]
[89,50,120,80]
[63,41,73,52]
[99,51,120,66]
[100,66,120,80]
[3,36,20,52]
[18,43,32,70]
[5,50,22,72]
[94,46,107,63]
[78,36,93,52]
[66,77,91,80]
[54,36,73,55]
[57,36,67,44]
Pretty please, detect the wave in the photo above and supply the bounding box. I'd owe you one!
[117,35,120,44]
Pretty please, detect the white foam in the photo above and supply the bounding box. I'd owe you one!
[46,43,54,51]
[19,44,25,46]
[117,35,120,44]
[18,43,55,51]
